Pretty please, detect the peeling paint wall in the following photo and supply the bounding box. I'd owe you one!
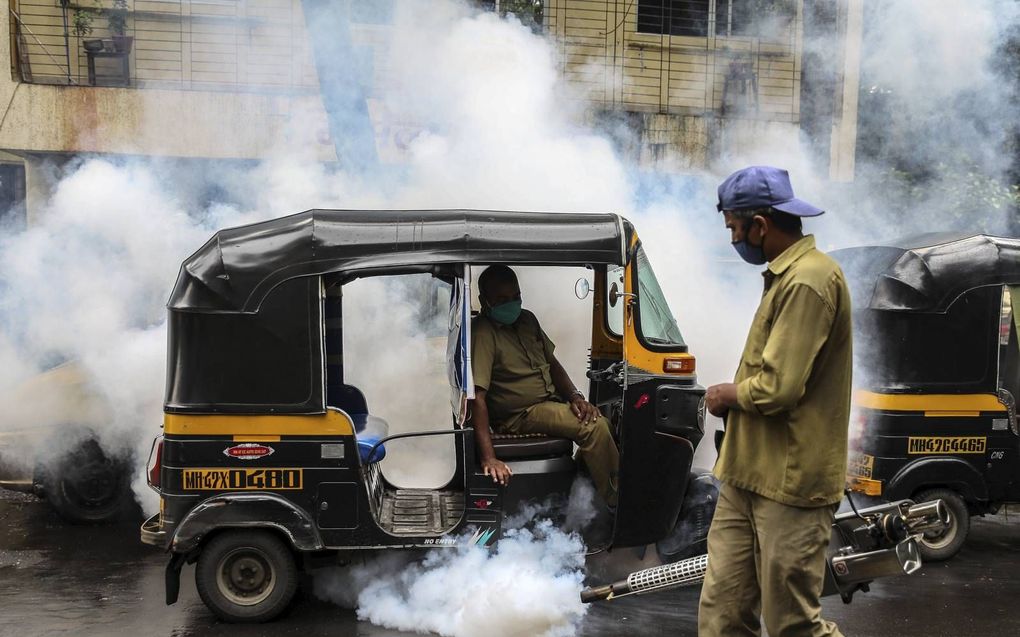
[1,3,337,161]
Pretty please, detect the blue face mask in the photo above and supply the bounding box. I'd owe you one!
[487,299,523,325]
[732,238,766,265]
[732,220,767,265]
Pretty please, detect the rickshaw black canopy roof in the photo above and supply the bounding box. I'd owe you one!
[169,209,630,314]
[832,233,1020,313]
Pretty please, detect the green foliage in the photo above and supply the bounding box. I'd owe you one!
[873,158,1020,227]
[500,0,543,32]
[71,6,96,38]
[71,1,129,39]
[107,0,129,36]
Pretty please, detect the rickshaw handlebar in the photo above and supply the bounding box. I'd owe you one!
[364,428,472,463]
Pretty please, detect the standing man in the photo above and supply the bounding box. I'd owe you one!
[698,166,851,637]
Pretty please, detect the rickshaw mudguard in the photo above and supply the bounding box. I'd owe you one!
[885,456,988,503]
[612,428,695,547]
[169,492,324,555]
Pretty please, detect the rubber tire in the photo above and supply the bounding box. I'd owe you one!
[656,473,719,563]
[914,488,969,562]
[196,530,298,623]
[44,439,133,524]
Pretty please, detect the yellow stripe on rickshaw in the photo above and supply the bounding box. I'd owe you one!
[164,411,354,436]
[854,391,1006,413]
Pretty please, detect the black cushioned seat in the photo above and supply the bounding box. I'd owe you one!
[491,433,573,460]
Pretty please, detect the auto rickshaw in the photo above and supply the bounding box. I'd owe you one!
[836,233,1020,561]
[140,209,708,623]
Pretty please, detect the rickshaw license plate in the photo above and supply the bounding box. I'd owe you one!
[907,436,986,455]
[182,468,303,490]
[847,452,874,478]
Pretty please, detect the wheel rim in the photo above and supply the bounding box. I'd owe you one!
[60,460,121,511]
[921,506,957,551]
[215,547,276,606]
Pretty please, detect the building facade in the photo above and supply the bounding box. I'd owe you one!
[544,0,862,177]
[0,0,862,225]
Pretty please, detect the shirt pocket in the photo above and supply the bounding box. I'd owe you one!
[741,307,773,368]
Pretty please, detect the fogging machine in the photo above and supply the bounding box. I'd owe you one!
[580,498,948,603]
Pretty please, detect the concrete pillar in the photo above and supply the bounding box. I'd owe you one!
[23,154,62,226]
[829,0,863,182]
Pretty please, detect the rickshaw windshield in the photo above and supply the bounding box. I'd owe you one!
[635,246,685,346]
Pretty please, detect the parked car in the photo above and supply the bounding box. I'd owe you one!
[0,361,134,523]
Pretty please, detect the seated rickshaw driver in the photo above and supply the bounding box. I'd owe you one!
[469,265,619,508]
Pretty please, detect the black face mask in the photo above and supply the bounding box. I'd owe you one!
[732,219,766,265]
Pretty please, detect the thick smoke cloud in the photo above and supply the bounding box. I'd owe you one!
[0,0,1015,632]
[313,519,587,637]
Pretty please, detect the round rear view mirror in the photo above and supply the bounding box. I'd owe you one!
[574,277,591,300]
[608,282,620,307]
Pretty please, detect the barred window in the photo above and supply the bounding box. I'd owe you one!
[637,0,710,37]
[715,0,795,38]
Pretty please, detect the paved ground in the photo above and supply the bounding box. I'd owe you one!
[1,490,1018,637]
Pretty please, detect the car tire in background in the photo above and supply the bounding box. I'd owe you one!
[656,472,719,564]
[914,488,969,562]
[195,530,299,623]
[42,437,134,524]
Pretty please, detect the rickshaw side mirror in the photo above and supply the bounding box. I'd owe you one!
[608,282,620,307]
[575,277,591,300]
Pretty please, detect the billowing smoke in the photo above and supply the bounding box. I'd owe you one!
[0,0,1015,631]
[314,518,587,637]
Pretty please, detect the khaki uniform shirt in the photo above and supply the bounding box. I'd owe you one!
[472,310,558,427]
[715,235,853,507]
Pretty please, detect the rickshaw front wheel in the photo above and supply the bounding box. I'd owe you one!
[196,529,298,623]
[914,488,969,562]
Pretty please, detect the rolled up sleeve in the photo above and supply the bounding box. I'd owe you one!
[736,283,835,416]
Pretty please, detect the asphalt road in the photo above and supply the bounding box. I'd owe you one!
[1,490,1018,637]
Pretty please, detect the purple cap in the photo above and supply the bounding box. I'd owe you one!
[716,166,824,217]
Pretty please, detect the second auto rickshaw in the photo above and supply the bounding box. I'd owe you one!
[837,233,1020,561]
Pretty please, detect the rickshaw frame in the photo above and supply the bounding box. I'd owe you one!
[141,209,707,622]
[836,232,1020,560]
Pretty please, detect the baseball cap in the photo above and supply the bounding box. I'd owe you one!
[716,166,824,217]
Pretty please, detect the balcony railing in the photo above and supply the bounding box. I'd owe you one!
[11,0,320,92]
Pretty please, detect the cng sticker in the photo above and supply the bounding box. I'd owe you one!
[182,468,302,490]
[223,443,275,460]
[907,436,986,455]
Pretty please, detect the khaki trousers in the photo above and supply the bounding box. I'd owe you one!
[500,401,619,507]
[698,483,842,637]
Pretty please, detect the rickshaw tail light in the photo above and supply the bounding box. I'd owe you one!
[663,358,696,374]
[147,436,163,491]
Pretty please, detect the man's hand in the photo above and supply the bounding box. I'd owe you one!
[705,383,738,417]
[569,395,602,424]
[482,456,513,486]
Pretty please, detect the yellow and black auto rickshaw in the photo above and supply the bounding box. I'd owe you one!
[837,233,1020,561]
[140,209,710,622]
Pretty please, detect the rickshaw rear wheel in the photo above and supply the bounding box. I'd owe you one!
[196,529,298,623]
[914,488,969,562]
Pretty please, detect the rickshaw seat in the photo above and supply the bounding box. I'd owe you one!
[327,384,388,464]
[490,433,573,460]
[350,414,389,464]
